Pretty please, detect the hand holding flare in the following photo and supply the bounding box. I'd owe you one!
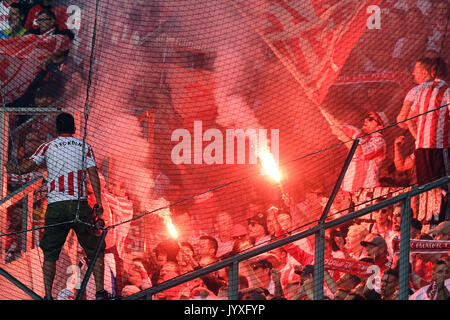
[164,216,179,240]
[257,147,281,183]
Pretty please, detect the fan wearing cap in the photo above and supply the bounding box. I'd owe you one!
[320,107,387,193]
[247,212,272,246]
[360,234,393,294]
[361,234,391,268]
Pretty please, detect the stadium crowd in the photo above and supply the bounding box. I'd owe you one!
[0,0,449,300]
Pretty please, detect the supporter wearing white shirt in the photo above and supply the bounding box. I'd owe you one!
[5,113,109,300]
[410,260,450,300]
[0,0,18,30]
[321,108,388,193]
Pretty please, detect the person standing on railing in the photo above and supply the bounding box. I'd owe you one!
[396,57,435,134]
[404,57,449,183]
[4,112,111,300]
[404,57,450,223]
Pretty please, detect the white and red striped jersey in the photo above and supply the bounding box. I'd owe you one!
[404,83,429,103]
[409,278,450,300]
[341,125,386,192]
[30,134,97,204]
[103,192,134,258]
[411,79,450,149]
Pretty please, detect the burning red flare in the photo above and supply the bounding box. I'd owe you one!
[258,148,281,182]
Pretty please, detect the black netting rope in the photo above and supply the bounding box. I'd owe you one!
[0,102,447,259]
[439,5,450,57]
[75,0,101,226]
[107,101,449,229]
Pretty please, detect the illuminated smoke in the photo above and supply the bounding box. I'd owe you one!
[65,0,157,212]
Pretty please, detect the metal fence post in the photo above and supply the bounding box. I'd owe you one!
[76,228,108,300]
[319,139,359,223]
[398,196,412,300]
[21,194,29,252]
[0,110,9,199]
[0,110,9,262]
[228,261,239,300]
[0,267,42,300]
[313,225,325,300]
[313,139,359,300]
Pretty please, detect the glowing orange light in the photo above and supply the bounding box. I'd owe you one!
[258,149,281,182]
[165,217,179,239]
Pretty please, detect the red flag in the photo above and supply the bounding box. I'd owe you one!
[0,34,70,104]
[232,0,383,104]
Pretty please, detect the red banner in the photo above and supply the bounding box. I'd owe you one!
[0,34,70,104]
[324,257,374,277]
[256,0,384,104]
[392,239,450,254]
[334,72,410,85]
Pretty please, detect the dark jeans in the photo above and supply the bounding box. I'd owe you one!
[39,200,105,261]
[415,148,450,222]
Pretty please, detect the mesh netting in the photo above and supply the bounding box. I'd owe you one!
[0,0,449,300]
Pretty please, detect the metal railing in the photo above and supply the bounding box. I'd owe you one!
[0,175,446,300]
[0,108,60,263]
[123,175,449,300]
[0,176,44,263]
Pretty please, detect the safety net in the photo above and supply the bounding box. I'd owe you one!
[0,0,449,300]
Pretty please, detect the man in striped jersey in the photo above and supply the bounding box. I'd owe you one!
[321,107,388,193]
[5,112,109,300]
[405,57,450,222]
[397,57,435,132]
[405,57,449,186]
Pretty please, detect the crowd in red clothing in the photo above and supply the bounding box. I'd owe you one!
[116,183,448,300]
[1,0,449,300]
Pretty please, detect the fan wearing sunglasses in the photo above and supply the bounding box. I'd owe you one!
[367,204,394,245]
[320,106,388,193]
[24,0,69,32]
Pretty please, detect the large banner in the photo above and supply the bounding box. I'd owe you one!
[157,0,384,200]
[0,34,70,104]
[259,0,383,103]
